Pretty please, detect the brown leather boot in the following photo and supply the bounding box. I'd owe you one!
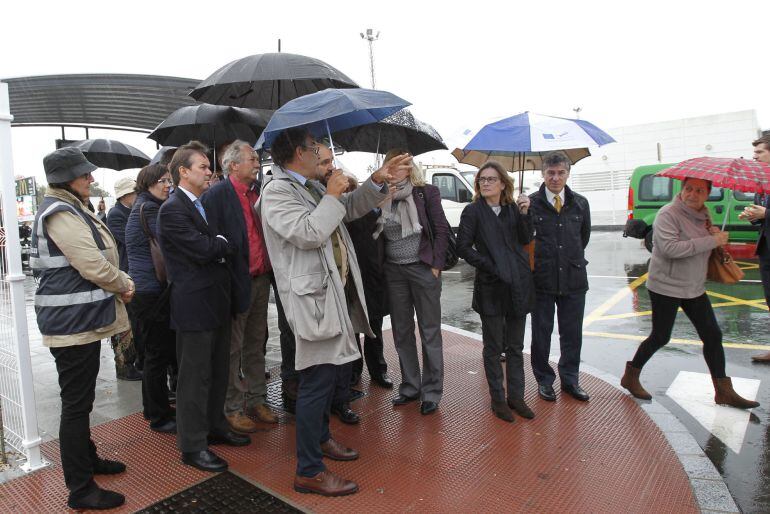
[713,377,760,409]
[752,351,770,363]
[620,362,652,400]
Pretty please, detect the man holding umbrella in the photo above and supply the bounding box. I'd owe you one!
[259,127,409,496]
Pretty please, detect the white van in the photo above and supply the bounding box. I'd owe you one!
[422,166,476,230]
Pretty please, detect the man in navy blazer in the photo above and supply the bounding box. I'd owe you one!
[740,135,770,363]
[202,140,277,433]
[157,141,250,473]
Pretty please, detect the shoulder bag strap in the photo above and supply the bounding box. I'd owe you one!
[139,203,155,241]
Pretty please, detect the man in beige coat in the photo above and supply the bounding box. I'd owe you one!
[259,127,409,497]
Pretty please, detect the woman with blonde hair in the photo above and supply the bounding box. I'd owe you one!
[376,148,450,415]
[457,160,535,422]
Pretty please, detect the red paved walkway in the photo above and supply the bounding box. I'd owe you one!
[0,328,699,513]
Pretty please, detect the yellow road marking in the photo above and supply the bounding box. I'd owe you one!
[584,330,769,351]
[706,290,769,311]
[735,261,759,270]
[583,273,649,327]
[596,299,768,320]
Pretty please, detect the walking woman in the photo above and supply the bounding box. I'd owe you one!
[621,177,759,409]
[31,147,134,510]
[126,164,177,433]
[377,149,450,415]
[457,161,536,422]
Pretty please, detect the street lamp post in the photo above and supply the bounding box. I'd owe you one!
[360,28,380,89]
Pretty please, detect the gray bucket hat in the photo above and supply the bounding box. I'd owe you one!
[43,147,98,184]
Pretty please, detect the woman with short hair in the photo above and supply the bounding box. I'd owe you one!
[621,177,759,409]
[457,161,535,422]
[126,163,177,433]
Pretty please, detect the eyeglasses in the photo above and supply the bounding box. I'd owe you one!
[157,178,173,185]
[302,143,320,156]
[478,176,500,184]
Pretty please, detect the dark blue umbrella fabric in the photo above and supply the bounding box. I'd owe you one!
[261,88,410,149]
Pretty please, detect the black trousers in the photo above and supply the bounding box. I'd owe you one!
[631,290,726,378]
[133,291,176,426]
[332,362,353,408]
[530,292,585,387]
[480,313,526,402]
[296,363,340,477]
[50,341,102,500]
[175,321,231,452]
[759,253,770,306]
[352,315,388,380]
[273,277,299,382]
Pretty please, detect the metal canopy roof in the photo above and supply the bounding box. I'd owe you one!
[2,74,201,133]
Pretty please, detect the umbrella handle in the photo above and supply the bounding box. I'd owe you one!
[721,194,731,231]
[325,119,337,169]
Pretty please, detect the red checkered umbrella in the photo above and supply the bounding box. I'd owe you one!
[657,157,770,193]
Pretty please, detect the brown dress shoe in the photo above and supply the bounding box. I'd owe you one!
[294,470,359,496]
[620,361,652,400]
[752,351,770,363]
[320,438,359,461]
[247,404,278,424]
[713,377,760,409]
[226,412,258,433]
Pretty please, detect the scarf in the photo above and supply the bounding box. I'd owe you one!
[373,179,422,239]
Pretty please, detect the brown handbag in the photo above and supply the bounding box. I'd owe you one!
[707,247,744,284]
[140,203,167,284]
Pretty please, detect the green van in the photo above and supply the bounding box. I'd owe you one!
[623,163,758,252]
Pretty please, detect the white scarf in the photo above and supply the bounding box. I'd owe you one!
[373,179,422,239]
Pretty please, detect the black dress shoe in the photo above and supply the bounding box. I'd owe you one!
[538,384,556,402]
[93,458,126,475]
[182,450,227,472]
[207,430,251,447]
[420,401,438,415]
[68,486,125,510]
[562,384,590,401]
[392,394,419,406]
[150,419,177,434]
[331,404,360,424]
[372,373,394,389]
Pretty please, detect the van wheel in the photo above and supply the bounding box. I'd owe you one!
[644,230,653,252]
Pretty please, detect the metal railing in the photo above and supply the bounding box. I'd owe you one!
[0,83,46,472]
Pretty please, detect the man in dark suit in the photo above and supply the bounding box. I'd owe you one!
[740,135,770,363]
[529,151,591,402]
[202,140,277,433]
[157,141,250,473]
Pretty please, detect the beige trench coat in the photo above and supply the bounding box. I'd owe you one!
[258,167,387,370]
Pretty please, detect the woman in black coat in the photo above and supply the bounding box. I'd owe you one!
[457,160,535,422]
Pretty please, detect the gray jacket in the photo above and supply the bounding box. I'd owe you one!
[647,196,718,299]
[258,166,387,370]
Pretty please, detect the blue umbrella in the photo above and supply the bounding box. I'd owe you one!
[452,111,615,192]
[260,88,411,151]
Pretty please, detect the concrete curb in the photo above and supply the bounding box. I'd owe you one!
[437,322,740,514]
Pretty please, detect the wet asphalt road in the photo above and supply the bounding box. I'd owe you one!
[438,230,770,513]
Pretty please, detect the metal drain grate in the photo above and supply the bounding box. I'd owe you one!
[265,380,365,412]
[138,471,300,513]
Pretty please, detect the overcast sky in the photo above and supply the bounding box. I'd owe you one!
[2,0,769,191]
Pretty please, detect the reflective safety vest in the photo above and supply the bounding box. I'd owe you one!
[30,196,116,336]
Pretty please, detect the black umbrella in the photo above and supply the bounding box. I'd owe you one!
[149,146,177,166]
[148,104,273,147]
[189,52,358,109]
[331,108,447,156]
[65,139,150,170]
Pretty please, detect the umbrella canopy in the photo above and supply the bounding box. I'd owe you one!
[190,52,358,109]
[657,157,770,194]
[331,108,447,156]
[148,104,273,147]
[261,88,411,149]
[64,139,150,170]
[453,111,614,170]
[451,147,591,170]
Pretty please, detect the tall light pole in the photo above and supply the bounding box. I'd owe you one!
[573,107,582,119]
[360,28,380,89]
